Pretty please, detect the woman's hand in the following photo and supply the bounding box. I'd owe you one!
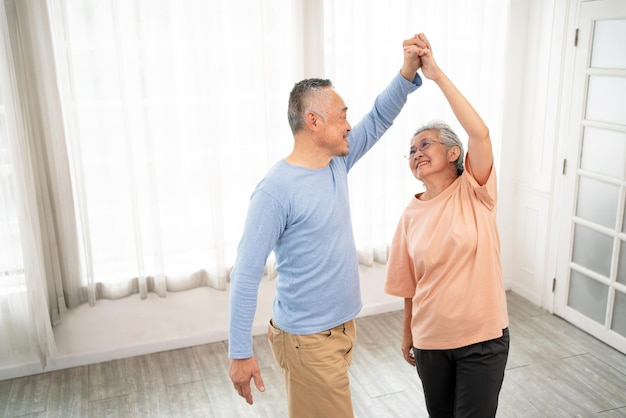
[402,338,416,367]
[402,297,416,366]
[415,33,443,82]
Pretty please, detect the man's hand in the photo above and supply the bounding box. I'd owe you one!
[229,357,266,405]
[400,33,427,81]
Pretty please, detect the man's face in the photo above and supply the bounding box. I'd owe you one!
[318,89,351,157]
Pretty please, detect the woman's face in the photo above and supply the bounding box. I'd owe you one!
[408,130,452,181]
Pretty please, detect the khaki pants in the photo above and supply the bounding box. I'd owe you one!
[268,319,356,418]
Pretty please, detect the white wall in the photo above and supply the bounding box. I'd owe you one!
[498,0,579,310]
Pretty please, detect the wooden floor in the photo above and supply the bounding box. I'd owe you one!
[1,292,626,417]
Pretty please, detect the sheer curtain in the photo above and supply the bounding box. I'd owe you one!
[48,0,298,304]
[0,0,299,370]
[323,0,509,265]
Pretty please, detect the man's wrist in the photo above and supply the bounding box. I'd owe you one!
[400,70,422,87]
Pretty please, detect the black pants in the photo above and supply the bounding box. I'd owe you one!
[413,328,510,418]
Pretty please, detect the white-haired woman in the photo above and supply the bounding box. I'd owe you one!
[385,34,509,418]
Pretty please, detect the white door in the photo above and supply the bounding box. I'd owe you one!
[555,0,626,354]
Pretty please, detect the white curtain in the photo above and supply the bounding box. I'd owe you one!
[323,0,509,265]
[0,0,510,370]
[0,0,58,369]
[47,0,299,303]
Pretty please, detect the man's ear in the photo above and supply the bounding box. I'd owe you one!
[306,111,324,131]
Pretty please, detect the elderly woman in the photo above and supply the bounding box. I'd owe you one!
[385,34,510,418]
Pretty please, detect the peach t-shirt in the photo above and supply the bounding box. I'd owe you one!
[385,158,509,350]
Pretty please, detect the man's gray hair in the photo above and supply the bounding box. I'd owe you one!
[288,78,333,134]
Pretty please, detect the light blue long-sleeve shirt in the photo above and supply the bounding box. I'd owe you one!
[228,71,421,358]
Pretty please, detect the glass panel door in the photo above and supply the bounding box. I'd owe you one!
[556,0,626,354]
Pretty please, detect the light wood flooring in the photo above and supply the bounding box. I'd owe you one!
[1,292,626,417]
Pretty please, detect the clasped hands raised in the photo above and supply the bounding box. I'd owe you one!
[402,33,443,82]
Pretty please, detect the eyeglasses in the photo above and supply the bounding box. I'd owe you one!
[404,138,445,159]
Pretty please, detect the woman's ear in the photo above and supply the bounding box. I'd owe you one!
[448,145,461,162]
